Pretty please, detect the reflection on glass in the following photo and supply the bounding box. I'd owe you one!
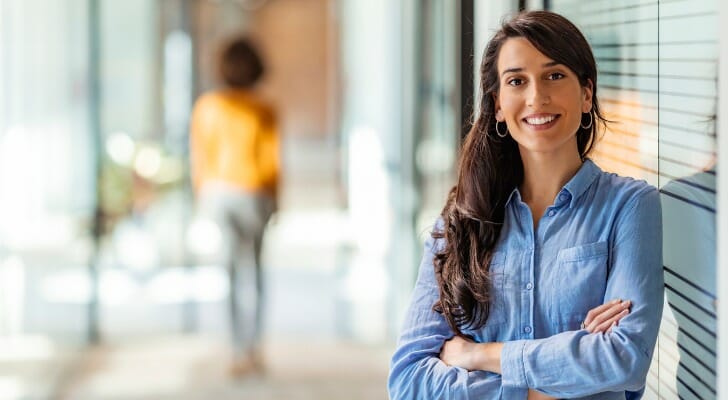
[549,0,718,398]
[661,155,717,398]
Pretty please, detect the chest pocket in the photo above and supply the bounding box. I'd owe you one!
[553,241,609,324]
[484,251,507,327]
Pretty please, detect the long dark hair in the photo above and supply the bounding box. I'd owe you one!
[432,11,607,335]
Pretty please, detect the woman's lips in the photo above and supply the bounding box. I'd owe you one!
[523,114,560,130]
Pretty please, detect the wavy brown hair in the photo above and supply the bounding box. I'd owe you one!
[432,11,607,335]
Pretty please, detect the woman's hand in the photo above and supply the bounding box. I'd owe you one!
[583,298,631,333]
[439,335,480,370]
[527,389,557,400]
[439,336,503,373]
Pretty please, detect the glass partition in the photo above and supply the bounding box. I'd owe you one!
[549,1,718,398]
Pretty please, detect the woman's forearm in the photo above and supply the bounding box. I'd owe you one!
[439,336,503,373]
[473,342,503,374]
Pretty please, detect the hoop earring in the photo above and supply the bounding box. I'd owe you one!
[580,112,593,129]
[495,121,508,138]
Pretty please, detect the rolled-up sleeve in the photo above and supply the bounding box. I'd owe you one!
[500,187,663,399]
[388,230,503,399]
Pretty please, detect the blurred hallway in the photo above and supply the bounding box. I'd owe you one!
[0,135,392,399]
[1,1,411,398]
[56,336,390,400]
[3,0,724,399]
[57,206,392,400]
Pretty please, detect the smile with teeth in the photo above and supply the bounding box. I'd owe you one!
[524,115,559,125]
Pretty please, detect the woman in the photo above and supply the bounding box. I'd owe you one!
[190,36,279,375]
[388,11,662,399]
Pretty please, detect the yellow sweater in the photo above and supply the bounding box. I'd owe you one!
[190,90,279,196]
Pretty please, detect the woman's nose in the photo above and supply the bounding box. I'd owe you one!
[527,81,551,107]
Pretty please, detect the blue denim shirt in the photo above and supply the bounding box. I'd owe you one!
[388,159,663,399]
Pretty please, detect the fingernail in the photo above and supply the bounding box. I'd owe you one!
[612,299,620,304]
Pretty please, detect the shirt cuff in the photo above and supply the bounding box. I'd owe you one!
[501,339,528,389]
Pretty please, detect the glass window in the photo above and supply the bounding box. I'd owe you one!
[548,1,718,398]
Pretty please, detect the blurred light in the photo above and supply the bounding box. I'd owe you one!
[186,217,222,257]
[114,220,160,270]
[99,270,140,305]
[345,126,390,342]
[342,255,388,342]
[347,126,391,254]
[0,376,23,399]
[268,210,351,247]
[416,138,455,174]
[0,125,34,244]
[145,270,188,304]
[0,256,25,335]
[41,270,89,304]
[152,158,184,184]
[41,269,150,305]
[145,267,228,304]
[39,268,229,305]
[106,131,135,165]
[190,266,228,302]
[343,257,388,304]
[0,335,55,361]
[134,146,162,179]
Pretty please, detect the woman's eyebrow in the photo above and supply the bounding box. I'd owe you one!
[501,67,523,76]
[501,61,562,77]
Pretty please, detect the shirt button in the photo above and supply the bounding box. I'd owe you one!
[547,210,556,217]
[524,326,532,334]
[525,282,533,290]
[559,194,568,202]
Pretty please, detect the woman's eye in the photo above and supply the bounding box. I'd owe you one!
[548,72,565,80]
[507,78,523,86]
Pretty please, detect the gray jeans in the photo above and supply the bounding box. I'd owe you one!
[199,185,274,356]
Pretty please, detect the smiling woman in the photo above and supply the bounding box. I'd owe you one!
[388,10,663,400]
[495,37,592,162]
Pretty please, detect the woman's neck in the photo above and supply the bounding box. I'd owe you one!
[519,150,583,207]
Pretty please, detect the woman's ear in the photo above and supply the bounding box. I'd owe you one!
[582,79,594,113]
[492,92,504,121]
[495,109,504,122]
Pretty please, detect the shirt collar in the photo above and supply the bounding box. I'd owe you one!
[504,186,521,207]
[561,158,601,208]
[504,158,601,209]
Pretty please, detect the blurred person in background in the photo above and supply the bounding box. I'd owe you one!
[190,36,279,376]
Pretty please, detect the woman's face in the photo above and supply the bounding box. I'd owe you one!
[494,37,592,159]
